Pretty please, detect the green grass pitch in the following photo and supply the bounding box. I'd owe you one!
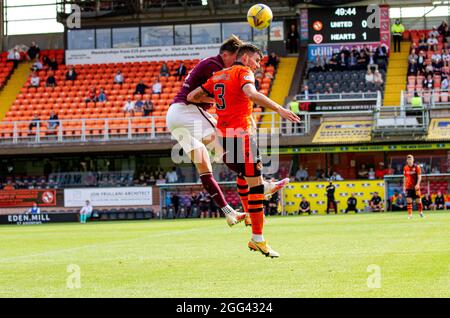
[0,212,449,298]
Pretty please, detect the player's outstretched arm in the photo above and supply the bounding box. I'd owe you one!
[187,87,215,104]
[242,84,300,123]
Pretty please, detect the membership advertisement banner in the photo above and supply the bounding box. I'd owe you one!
[64,187,152,207]
[66,44,221,65]
[0,189,57,207]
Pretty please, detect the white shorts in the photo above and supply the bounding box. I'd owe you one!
[166,103,217,153]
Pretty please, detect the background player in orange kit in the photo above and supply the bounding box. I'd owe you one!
[404,154,424,219]
[187,44,300,257]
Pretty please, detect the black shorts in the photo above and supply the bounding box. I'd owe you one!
[220,134,262,177]
[406,188,420,200]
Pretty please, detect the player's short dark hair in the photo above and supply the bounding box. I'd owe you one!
[236,43,263,60]
[220,35,243,54]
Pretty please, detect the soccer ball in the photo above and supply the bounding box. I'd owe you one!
[247,4,273,30]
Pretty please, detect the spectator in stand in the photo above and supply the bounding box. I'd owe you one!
[421,193,433,211]
[42,55,51,68]
[65,66,77,81]
[30,72,40,87]
[395,193,406,211]
[338,52,347,71]
[143,99,154,116]
[48,58,58,71]
[85,86,97,104]
[287,24,299,54]
[152,77,162,94]
[423,74,434,91]
[345,193,358,213]
[31,59,43,74]
[373,70,384,87]
[434,191,446,210]
[114,70,124,84]
[47,111,59,130]
[295,166,308,181]
[331,172,343,181]
[166,167,178,183]
[429,26,440,38]
[432,52,443,71]
[134,98,145,113]
[26,42,40,61]
[408,48,418,64]
[347,51,358,70]
[357,50,368,70]
[268,192,279,216]
[407,59,419,76]
[7,48,21,69]
[418,34,428,51]
[159,62,170,77]
[325,53,339,72]
[45,72,56,87]
[358,164,369,179]
[266,52,279,69]
[441,76,449,90]
[368,167,376,180]
[375,162,386,179]
[442,24,450,43]
[310,55,326,73]
[417,51,426,73]
[375,44,388,69]
[29,113,40,133]
[97,88,107,102]
[370,192,383,212]
[424,59,434,74]
[438,21,448,35]
[298,197,311,215]
[174,62,187,81]
[134,80,149,95]
[365,69,374,83]
[443,49,450,67]
[427,34,439,52]
[123,98,135,116]
[391,19,405,53]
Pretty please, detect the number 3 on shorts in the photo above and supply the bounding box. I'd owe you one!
[214,83,226,110]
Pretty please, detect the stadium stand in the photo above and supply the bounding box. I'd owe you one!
[0,53,274,140]
[404,27,449,105]
[305,45,387,94]
[0,53,15,88]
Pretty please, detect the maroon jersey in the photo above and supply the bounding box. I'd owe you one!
[172,54,224,109]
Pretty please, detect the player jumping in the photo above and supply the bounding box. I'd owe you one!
[166,36,288,228]
[403,154,424,219]
[187,44,300,258]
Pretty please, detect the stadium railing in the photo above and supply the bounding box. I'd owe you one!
[402,89,450,108]
[372,105,429,136]
[0,112,308,145]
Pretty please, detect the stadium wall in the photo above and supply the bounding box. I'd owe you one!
[284,180,385,214]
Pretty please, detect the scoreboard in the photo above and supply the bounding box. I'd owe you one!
[308,6,380,44]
